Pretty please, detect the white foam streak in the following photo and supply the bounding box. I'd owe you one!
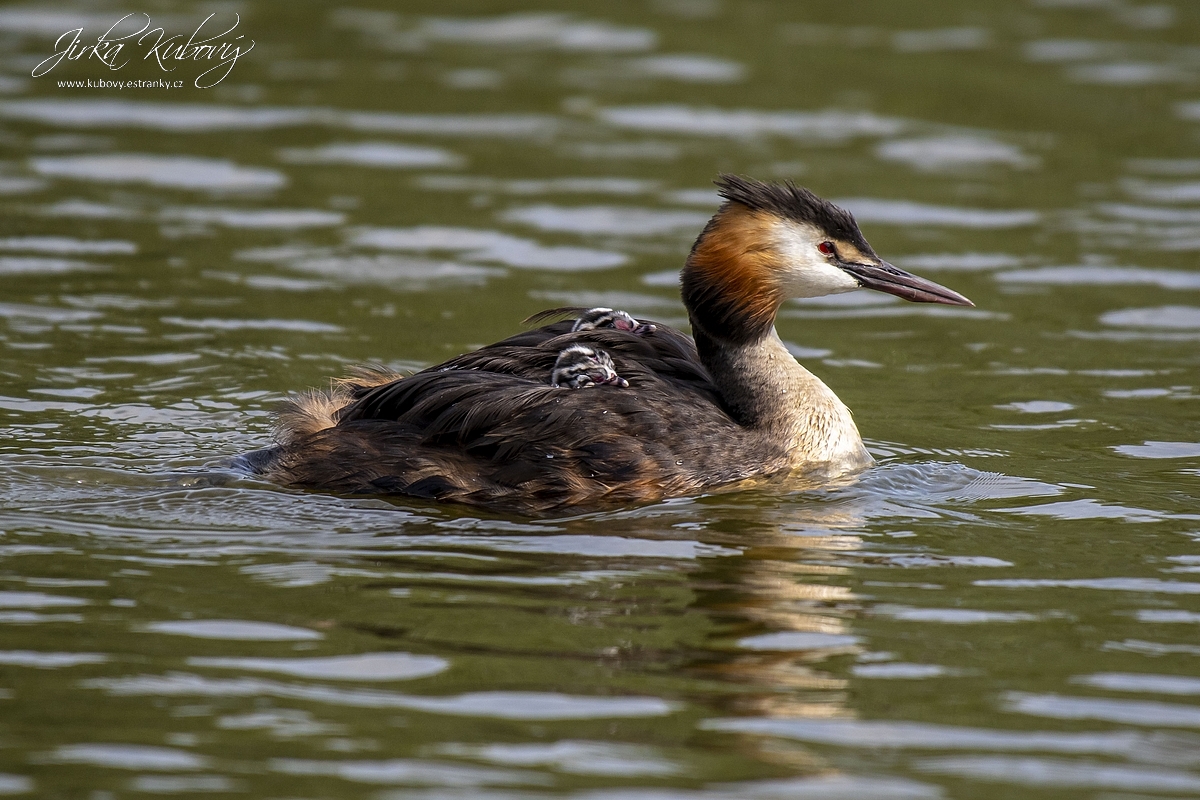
[85,673,675,719]
[30,154,285,191]
[189,652,447,681]
[598,105,906,140]
[0,99,556,137]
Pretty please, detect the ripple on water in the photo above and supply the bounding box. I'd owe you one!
[159,206,345,230]
[348,226,627,270]
[268,756,544,786]
[85,674,675,720]
[1003,691,1200,728]
[1077,672,1200,695]
[0,8,152,34]
[1071,62,1184,86]
[1127,160,1200,179]
[853,553,1012,568]
[782,304,992,322]
[624,54,746,83]
[499,205,710,236]
[567,140,683,161]
[568,54,747,88]
[996,499,1164,522]
[662,189,723,207]
[141,620,323,640]
[1071,207,1200,250]
[1136,609,1200,623]
[1100,201,1200,221]
[850,461,1060,504]
[0,611,84,625]
[995,401,1075,413]
[891,26,990,53]
[417,175,657,196]
[1101,305,1200,329]
[409,533,736,559]
[914,755,1200,792]
[580,775,943,799]
[529,290,677,314]
[0,176,44,195]
[1122,178,1200,203]
[893,252,1024,271]
[736,632,861,651]
[435,741,680,776]
[836,198,1040,228]
[875,135,1036,171]
[851,663,954,679]
[37,744,206,770]
[130,776,238,793]
[365,12,657,52]
[596,104,907,140]
[239,248,506,286]
[38,200,138,220]
[216,708,339,737]
[641,269,680,287]
[998,266,1200,289]
[0,775,32,794]
[339,111,557,137]
[160,317,342,333]
[0,591,89,608]
[0,97,556,137]
[977,577,1200,594]
[0,236,135,254]
[278,142,463,168]
[793,292,898,307]
[29,154,286,192]
[0,257,98,275]
[871,605,1038,624]
[207,272,332,291]
[1102,639,1200,656]
[701,716,1194,760]
[1023,39,1118,63]
[0,99,317,131]
[188,652,448,681]
[783,341,833,359]
[0,650,106,667]
[1113,441,1200,458]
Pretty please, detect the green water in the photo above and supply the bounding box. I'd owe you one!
[1,0,1199,797]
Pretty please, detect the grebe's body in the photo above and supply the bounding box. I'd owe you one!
[244,176,971,513]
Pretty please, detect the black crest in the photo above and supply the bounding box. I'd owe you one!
[715,174,875,256]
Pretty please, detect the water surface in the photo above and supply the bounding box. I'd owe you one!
[1,1,1199,798]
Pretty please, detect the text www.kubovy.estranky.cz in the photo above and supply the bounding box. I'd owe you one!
[57,78,183,89]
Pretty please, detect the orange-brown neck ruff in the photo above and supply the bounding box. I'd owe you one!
[681,203,784,346]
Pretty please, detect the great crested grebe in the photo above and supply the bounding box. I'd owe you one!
[242,175,972,513]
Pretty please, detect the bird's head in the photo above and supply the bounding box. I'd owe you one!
[681,174,972,344]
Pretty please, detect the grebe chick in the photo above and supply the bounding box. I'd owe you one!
[523,306,656,336]
[244,174,973,513]
[551,344,630,389]
[573,308,656,336]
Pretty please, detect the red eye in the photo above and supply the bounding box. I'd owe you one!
[817,241,835,256]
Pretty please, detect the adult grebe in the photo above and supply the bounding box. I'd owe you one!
[242,175,972,512]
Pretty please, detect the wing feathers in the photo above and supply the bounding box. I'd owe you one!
[268,313,745,511]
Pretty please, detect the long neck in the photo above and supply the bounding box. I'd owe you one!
[691,323,870,468]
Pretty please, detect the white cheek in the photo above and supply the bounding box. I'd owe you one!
[773,222,861,298]
[784,258,861,298]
